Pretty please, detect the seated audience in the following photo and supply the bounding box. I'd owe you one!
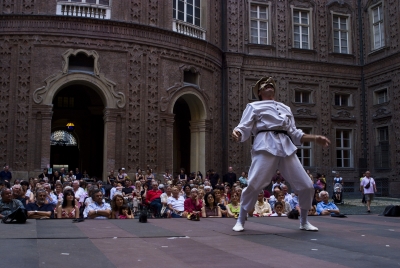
[183,184,192,199]
[201,192,221,218]
[270,201,287,217]
[11,184,26,208]
[308,205,318,216]
[276,191,291,214]
[111,194,126,219]
[44,183,57,207]
[26,189,54,219]
[214,189,227,217]
[268,185,281,209]
[146,182,162,218]
[252,191,272,217]
[238,171,248,186]
[118,204,133,219]
[160,185,172,218]
[316,191,340,216]
[281,185,293,203]
[168,186,185,218]
[0,188,25,219]
[122,179,134,201]
[57,189,79,219]
[84,189,111,219]
[20,180,31,204]
[184,188,202,220]
[227,192,240,218]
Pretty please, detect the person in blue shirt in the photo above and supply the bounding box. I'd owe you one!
[316,191,340,216]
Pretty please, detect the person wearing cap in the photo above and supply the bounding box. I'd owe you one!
[231,77,330,232]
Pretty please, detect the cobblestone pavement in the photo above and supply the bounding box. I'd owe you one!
[332,195,400,215]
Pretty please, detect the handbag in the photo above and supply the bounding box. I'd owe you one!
[1,207,27,224]
[365,181,371,189]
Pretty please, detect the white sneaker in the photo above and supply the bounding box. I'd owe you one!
[232,222,244,232]
[299,222,318,231]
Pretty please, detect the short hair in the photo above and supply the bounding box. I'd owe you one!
[20,181,29,187]
[319,191,328,198]
[36,188,47,197]
[274,201,283,208]
[91,189,103,199]
[12,184,21,190]
[0,188,10,197]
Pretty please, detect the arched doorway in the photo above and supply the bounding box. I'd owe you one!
[173,98,191,175]
[172,92,207,176]
[50,84,105,178]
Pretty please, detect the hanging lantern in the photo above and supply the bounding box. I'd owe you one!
[66,122,75,132]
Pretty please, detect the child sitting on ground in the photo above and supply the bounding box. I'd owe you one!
[270,202,287,217]
[118,204,133,219]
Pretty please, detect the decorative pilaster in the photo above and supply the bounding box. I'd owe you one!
[103,108,118,181]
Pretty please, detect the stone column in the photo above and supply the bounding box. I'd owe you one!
[40,105,53,170]
[103,108,118,181]
[190,119,207,174]
[160,113,175,174]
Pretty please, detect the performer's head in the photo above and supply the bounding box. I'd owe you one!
[254,77,276,101]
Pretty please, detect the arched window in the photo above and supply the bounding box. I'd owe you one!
[50,130,77,146]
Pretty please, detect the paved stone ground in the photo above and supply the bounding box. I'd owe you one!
[333,195,400,215]
[1,212,399,268]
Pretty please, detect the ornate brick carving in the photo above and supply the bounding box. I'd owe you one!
[388,0,399,50]
[146,48,159,169]
[294,108,317,119]
[127,45,143,171]
[372,108,391,118]
[213,0,220,46]
[130,0,142,23]
[276,0,287,57]
[0,38,11,164]
[33,49,126,109]
[14,39,31,170]
[319,78,331,173]
[388,73,400,176]
[317,1,327,62]
[2,0,15,14]
[227,0,243,52]
[148,0,158,26]
[22,0,34,14]
[212,68,221,171]
[227,67,241,169]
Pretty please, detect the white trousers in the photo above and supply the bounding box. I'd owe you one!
[241,150,314,212]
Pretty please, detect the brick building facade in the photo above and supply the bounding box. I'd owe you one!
[0,0,399,195]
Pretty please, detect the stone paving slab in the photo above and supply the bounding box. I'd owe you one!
[0,215,399,268]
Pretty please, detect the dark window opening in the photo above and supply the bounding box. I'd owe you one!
[69,53,95,74]
[184,70,198,85]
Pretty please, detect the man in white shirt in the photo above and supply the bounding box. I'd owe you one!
[43,183,58,207]
[360,171,377,213]
[84,189,111,219]
[232,77,330,232]
[72,180,86,205]
[167,187,185,218]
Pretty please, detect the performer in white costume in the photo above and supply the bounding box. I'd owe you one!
[232,77,330,232]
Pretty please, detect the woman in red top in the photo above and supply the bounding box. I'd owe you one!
[184,188,203,220]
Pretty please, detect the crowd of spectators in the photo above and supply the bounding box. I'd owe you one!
[0,166,345,222]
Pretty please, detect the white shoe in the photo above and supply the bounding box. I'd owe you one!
[232,222,244,232]
[299,222,318,231]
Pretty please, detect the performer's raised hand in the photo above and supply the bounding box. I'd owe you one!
[232,130,242,142]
